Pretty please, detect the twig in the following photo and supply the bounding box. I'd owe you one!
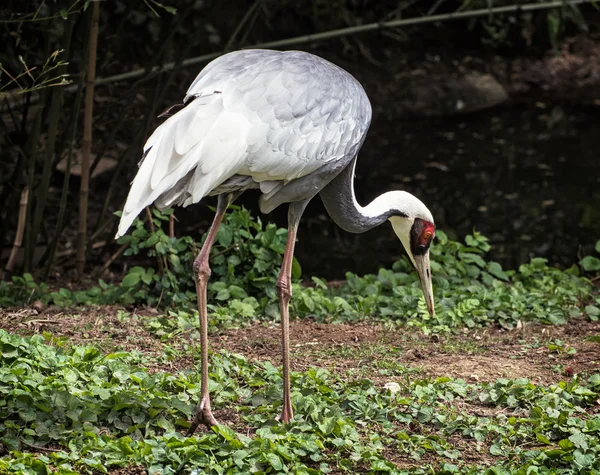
[20,439,60,453]
[223,0,264,52]
[23,319,60,325]
[1,187,29,280]
[145,207,156,234]
[56,240,107,258]
[77,1,100,279]
[169,214,175,238]
[145,207,164,274]
[96,243,128,278]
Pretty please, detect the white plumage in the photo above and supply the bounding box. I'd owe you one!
[116,49,371,237]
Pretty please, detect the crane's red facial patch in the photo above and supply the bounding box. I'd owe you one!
[410,219,435,256]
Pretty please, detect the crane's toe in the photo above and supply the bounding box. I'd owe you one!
[276,401,294,424]
[187,396,219,435]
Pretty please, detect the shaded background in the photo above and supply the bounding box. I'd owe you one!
[1,0,599,282]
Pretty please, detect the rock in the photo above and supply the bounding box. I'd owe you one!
[383,382,401,394]
[32,300,44,312]
[56,153,117,179]
[397,71,508,117]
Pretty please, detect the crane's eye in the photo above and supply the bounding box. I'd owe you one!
[410,219,435,255]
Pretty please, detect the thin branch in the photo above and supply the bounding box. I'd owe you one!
[145,207,164,274]
[89,0,596,87]
[223,0,264,52]
[0,2,85,24]
[145,207,156,234]
[95,242,128,278]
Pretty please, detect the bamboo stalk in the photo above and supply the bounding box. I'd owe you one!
[29,18,74,272]
[23,89,47,271]
[76,1,100,279]
[1,188,29,280]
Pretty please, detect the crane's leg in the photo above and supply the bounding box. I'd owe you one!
[277,199,309,423]
[188,193,235,434]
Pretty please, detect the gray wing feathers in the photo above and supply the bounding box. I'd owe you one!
[117,49,372,237]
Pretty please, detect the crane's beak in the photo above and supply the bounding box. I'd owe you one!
[414,252,435,316]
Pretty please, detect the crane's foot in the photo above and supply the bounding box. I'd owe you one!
[187,396,218,435]
[276,403,293,424]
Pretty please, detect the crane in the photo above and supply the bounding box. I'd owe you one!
[116,49,436,433]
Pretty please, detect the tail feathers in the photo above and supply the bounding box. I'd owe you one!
[154,168,195,209]
[116,92,250,238]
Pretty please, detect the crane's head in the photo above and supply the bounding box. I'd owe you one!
[387,192,435,316]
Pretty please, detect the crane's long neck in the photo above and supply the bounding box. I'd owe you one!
[319,157,408,234]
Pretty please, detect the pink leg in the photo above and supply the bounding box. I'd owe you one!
[187,194,232,434]
[277,200,308,423]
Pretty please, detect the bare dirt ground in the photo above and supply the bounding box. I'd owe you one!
[1,305,598,387]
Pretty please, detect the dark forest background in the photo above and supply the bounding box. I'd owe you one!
[1,0,599,284]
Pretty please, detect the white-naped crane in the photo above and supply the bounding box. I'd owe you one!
[116,49,436,433]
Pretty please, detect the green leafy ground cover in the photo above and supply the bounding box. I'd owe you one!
[0,209,599,474]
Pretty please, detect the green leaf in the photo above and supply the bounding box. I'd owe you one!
[312,277,328,290]
[264,452,283,470]
[559,438,575,450]
[121,272,141,288]
[585,305,600,321]
[216,225,233,247]
[487,262,508,281]
[292,257,302,280]
[459,252,486,268]
[569,433,589,450]
[580,256,600,272]
[146,234,159,246]
[574,450,594,468]
[212,424,237,442]
[536,433,551,445]
[589,374,600,386]
[489,444,503,456]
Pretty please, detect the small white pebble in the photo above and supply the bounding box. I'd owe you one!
[383,382,401,394]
